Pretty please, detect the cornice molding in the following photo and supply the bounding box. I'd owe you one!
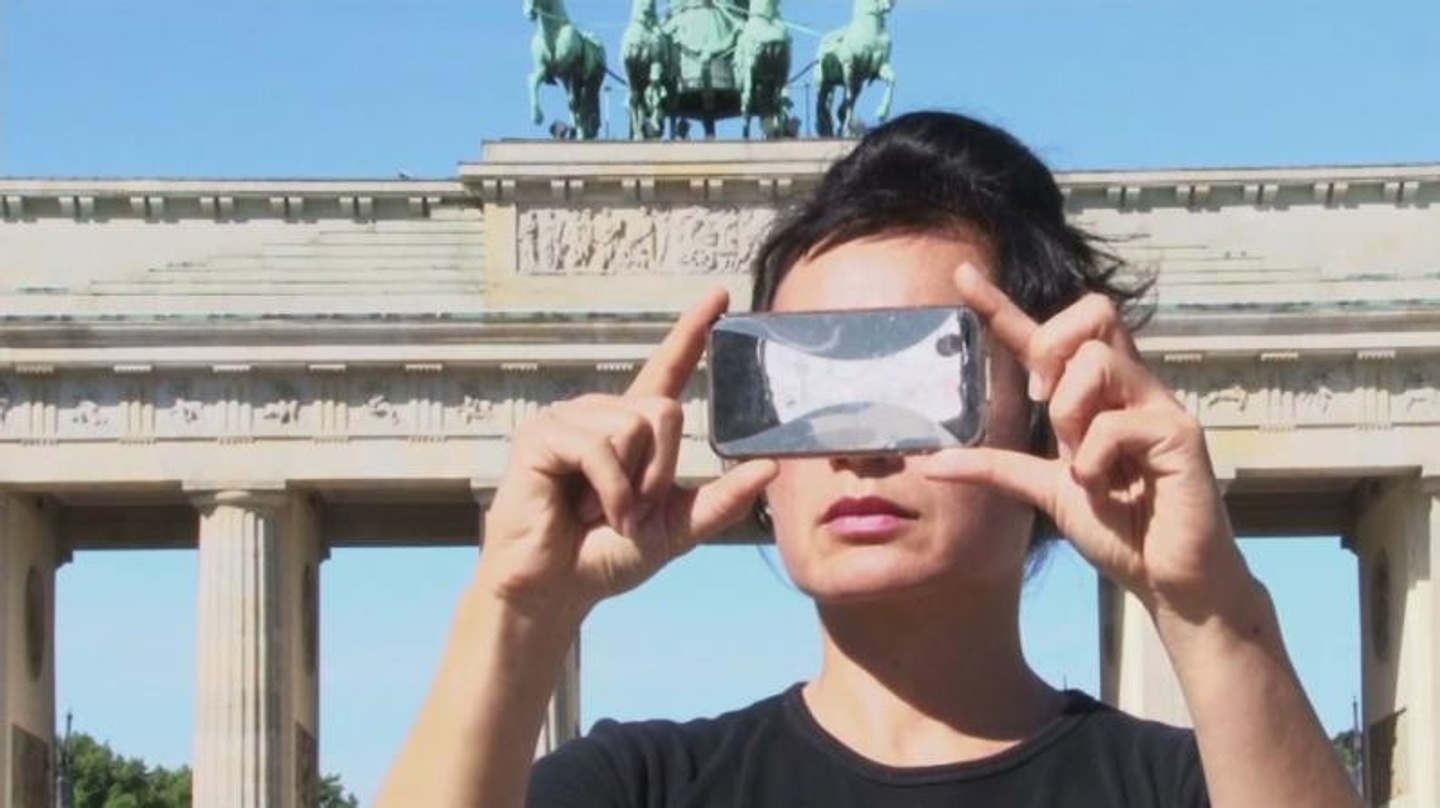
[460,139,1440,209]
[0,179,467,223]
[8,153,1439,219]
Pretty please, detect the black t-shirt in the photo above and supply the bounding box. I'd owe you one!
[528,685,1209,807]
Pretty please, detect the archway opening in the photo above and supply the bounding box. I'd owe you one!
[54,549,197,776]
[1238,536,1362,788]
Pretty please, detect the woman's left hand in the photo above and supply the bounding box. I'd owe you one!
[919,264,1252,621]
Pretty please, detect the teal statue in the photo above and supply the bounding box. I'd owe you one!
[664,0,744,138]
[622,0,672,139]
[816,0,897,138]
[643,62,671,139]
[525,0,608,139]
[734,0,793,139]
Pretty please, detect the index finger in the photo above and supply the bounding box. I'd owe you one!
[953,263,1040,365]
[627,286,730,398]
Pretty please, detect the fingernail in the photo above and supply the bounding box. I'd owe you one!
[1028,371,1047,402]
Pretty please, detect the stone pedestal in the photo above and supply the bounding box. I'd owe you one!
[1099,577,1191,729]
[1355,478,1440,808]
[0,493,59,808]
[191,487,323,808]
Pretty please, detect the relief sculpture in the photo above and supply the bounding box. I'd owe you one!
[1398,364,1439,421]
[518,205,776,275]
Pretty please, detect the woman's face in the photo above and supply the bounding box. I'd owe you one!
[765,230,1036,604]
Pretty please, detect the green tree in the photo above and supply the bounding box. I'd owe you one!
[65,732,190,808]
[319,773,360,808]
[62,731,358,808]
[1332,728,1363,795]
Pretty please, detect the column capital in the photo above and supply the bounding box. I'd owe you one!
[470,479,496,508]
[1417,466,1440,495]
[1213,467,1236,496]
[184,482,289,512]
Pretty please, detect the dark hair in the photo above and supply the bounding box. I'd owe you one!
[750,111,1152,568]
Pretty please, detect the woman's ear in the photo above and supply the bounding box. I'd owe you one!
[753,494,774,533]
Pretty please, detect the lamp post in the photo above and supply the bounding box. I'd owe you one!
[603,85,613,139]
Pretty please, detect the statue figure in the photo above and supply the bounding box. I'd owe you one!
[643,62,670,138]
[815,0,897,138]
[663,0,746,138]
[621,0,672,139]
[733,0,792,139]
[524,0,608,139]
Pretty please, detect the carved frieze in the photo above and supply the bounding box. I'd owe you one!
[356,379,403,435]
[1397,361,1440,422]
[0,354,1435,448]
[256,380,303,433]
[0,382,12,433]
[1149,354,1438,430]
[517,205,777,276]
[453,370,510,436]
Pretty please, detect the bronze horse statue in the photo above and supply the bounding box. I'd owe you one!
[733,0,792,139]
[525,0,608,139]
[621,0,672,139]
[815,0,896,138]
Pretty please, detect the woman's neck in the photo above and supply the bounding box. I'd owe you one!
[803,579,1064,767]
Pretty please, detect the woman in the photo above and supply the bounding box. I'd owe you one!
[379,112,1360,807]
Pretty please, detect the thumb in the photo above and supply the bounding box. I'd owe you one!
[672,459,779,549]
[917,448,1059,514]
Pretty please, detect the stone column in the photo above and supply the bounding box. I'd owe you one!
[279,493,325,808]
[1355,477,1440,808]
[534,638,581,758]
[1098,577,1191,728]
[190,487,286,808]
[0,493,60,808]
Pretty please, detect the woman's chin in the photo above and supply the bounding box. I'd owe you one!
[788,548,980,605]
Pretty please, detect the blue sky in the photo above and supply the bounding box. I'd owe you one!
[8,0,1436,802]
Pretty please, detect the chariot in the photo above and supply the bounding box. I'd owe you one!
[530,0,895,140]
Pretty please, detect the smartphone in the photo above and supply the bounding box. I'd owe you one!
[707,306,987,459]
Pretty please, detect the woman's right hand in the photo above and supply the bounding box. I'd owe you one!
[476,288,778,616]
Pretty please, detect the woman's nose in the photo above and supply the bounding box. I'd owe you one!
[827,453,904,477]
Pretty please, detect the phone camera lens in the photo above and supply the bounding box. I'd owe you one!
[935,334,965,356]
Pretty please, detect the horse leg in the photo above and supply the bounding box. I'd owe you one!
[632,82,651,140]
[816,80,833,138]
[529,68,547,126]
[561,76,580,137]
[875,61,896,123]
[587,67,606,139]
[740,68,754,139]
[837,61,857,135]
[815,57,837,138]
[573,74,598,139]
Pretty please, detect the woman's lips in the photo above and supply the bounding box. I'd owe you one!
[821,496,918,540]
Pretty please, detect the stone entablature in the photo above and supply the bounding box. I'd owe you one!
[1,339,1437,489]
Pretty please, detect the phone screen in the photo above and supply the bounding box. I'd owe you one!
[707,306,987,458]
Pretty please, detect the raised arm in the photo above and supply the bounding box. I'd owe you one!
[921,264,1361,808]
[376,289,777,808]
